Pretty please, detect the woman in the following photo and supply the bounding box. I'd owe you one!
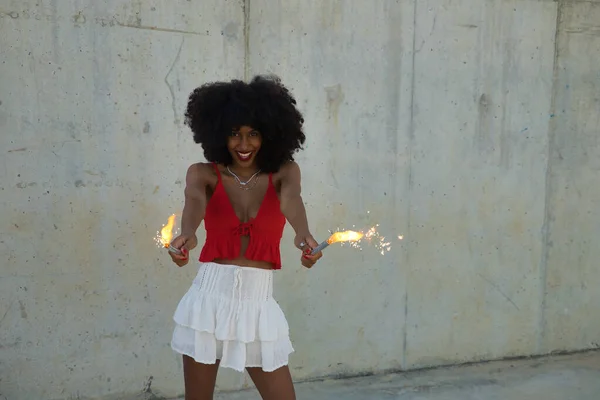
[168,75,322,400]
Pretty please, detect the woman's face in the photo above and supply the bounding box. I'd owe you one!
[227,125,262,169]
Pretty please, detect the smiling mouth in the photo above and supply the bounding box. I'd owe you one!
[236,151,252,161]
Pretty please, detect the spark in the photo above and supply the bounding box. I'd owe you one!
[154,214,179,249]
[327,230,364,244]
[330,224,401,256]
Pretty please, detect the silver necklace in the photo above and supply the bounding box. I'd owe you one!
[227,166,261,190]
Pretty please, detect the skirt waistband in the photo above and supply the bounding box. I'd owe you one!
[193,262,274,302]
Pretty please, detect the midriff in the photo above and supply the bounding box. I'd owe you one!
[212,258,275,270]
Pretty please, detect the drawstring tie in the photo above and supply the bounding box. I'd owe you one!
[228,268,244,338]
[226,221,252,337]
[233,221,254,236]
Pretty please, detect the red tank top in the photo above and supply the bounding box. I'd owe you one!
[199,163,286,269]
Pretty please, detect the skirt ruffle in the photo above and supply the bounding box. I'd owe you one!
[170,262,294,372]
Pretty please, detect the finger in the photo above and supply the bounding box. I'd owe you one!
[301,256,316,268]
[172,235,192,250]
[171,237,186,248]
[170,243,187,254]
[302,251,319,260]
[175,255,189,265]
[170,244,188,256]
[306,237,319,248]
[169,251,187,260]
[298,240,310,251]
[169,254,189,266]
[302,257,319,269]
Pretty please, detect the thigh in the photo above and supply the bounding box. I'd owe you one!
[246,365,296,400]
[182,355,220,400]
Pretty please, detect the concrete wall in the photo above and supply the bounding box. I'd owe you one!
[1,1,599,399]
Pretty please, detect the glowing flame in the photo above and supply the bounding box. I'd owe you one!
[159,214,177,248]
[324,209,406,256]
[327,230,364,244]
[329,223,402,256]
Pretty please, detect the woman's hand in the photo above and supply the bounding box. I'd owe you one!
[168,234,198,267]
[295,233,322,268]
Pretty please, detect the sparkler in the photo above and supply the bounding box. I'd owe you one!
[310,230,365,255]
[320,222,404,256]
[155,214,184,256]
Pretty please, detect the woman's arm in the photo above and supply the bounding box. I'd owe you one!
[169,163,208,267]
[279,161,311,238]
[279,162,322,268]
[180,163,208,237]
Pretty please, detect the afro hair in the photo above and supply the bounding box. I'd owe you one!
[184,75,306,173]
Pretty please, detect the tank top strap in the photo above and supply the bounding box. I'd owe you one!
[212,163,221,182]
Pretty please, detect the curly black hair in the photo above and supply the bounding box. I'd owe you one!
[184,75,306,173]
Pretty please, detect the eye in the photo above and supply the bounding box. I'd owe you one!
[250,130,259,137]
[230,131,240,137]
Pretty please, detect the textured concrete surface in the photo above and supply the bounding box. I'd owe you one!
[214,352,600,400]
[1,1,600,399]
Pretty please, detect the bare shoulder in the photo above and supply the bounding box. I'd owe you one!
[273,161,301,189]
[276,161,301,179]
[185,162,217,187]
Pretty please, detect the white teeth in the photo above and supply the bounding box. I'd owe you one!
[237,152,251,158]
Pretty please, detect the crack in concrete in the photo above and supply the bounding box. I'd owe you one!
[117,23,208,36]
[165,37,185,125]
[416,10,437,54]
[538,0,564,353]
[243,0,251,80]
[477,273,520,311]
[0,299,14,328]
[403,0,419,369]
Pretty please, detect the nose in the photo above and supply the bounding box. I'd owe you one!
[239,135,251,149]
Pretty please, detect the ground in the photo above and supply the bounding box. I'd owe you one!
[204,351,600,400]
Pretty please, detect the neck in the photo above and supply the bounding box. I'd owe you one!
[228,164,260,179]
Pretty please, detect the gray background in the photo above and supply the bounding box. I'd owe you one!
[1,0,599,399]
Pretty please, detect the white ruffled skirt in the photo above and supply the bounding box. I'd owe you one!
[171,262,294,372]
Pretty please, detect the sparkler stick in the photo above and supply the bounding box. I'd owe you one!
[310,240,330,255]
[167,244,184,256]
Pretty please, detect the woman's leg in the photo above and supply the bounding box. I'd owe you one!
[246,365,296,400]
[182,355,220,400]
